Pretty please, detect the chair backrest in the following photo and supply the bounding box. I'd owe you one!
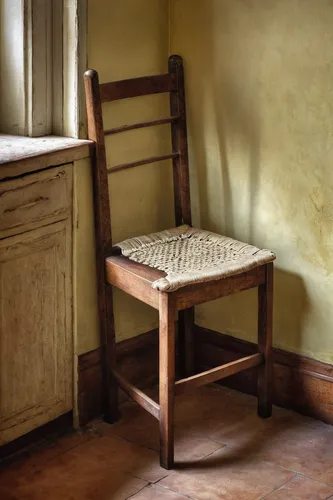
[84,55,191,258]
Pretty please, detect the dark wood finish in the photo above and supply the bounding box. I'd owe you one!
[104,116,179,136]
[78,329,160,426]
[104,285,119,423]
[169,55,192,226]
[78,327,333,429]
[107,254,165,282]
[274,347,333,382]
[84,57,275,469]
[4,320,332,463]
[175,266,266,310]
[78,347,103,425]
[178,308,195,377]
[112,369,160,420]
[84,69,113,260]
[159,293,176,470]
[84,70,118,424]
[0,412,73,462]
[100,74,175,102]
[106,255,265,313]
[257,263,273,418]
[175,353,264,396]
[108,153,179,174]
[195,325,333,425]
[105,255,162,309]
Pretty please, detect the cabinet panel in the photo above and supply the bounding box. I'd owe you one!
[0,221,72,444]
[0,165,72,239]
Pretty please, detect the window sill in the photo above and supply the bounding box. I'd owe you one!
[0,135,94,180]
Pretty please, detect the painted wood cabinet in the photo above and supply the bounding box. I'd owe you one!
[0,165,73,445]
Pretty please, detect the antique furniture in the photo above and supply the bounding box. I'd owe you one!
[84,55,275,469]
[0,136,91,446]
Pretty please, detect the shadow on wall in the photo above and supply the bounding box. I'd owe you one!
[274,267,308,354]
[188,2,262,242]
[184,2,308,355]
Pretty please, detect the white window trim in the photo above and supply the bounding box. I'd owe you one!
[0,0,87,138]
[25,0,53,136]
[62,0,88,139]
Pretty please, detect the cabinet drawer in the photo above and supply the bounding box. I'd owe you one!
[0,165,72,238]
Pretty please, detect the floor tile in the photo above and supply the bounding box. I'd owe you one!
[3,385,333,500]
[208,405,300,450]
[66,433,170,483]
[53,468,147,500]
[131,484,191,499]
[159,446,294,500]
[1,469,146,500]
[254,420,333,484]
[263,475,333,499]
[0,456,75,500]
[174,385,260,439]
[174,386,333,486]
[57,428,96,452]
[0,448,147,500]
[100,401,224,462]
[0,428,94,480]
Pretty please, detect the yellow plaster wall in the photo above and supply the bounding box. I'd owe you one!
[76,0,172,353]
[170,0,333,363]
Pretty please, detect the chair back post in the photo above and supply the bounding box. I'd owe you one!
[169,55,192,227]
[84,69,114,362]
[84,56,192,252]
[84,69,113,254]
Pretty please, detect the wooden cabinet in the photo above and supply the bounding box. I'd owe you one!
[0,166,73,445]
[0,165,72,239]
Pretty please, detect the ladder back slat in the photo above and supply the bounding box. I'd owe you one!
[100,74,176,103]
[107,153,179,174]
[104,116,180,136]
[84,55,192,252]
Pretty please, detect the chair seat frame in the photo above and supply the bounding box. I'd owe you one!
[84,55,273,470]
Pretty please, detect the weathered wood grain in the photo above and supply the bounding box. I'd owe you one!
[83,57,274,471]
[0,221,73,445]
[84,69,119,423]
[108,153,179,174]
[258,263,274,418]
[0,165,72,239]
[100,74,175,102]
[175,353,263,395]
[104,116,179,136]
[0,134,92,180]
[169,55,192,226]
[159,293,176,470]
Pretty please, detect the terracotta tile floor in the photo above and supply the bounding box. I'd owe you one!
[1,385,333,499]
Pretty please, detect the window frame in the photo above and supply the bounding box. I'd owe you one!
[0,0,87,138]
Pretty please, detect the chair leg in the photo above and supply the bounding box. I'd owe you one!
[103,284,119,423]
[159,293,176,470]
[257,263,273,419]
[178,307,195,378]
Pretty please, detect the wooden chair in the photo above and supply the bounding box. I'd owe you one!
[84,55,275,470]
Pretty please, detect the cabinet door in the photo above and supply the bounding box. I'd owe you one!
[0,220,72,444]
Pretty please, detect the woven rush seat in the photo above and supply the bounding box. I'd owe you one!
[85,57,276,470]
[114,225,276,292]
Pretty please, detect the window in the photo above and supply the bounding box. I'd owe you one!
[0,0,87,138]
